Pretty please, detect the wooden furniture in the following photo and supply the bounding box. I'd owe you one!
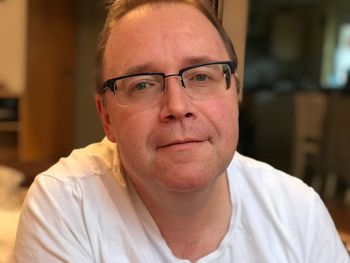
[0,0,77,163]
[292,91,327,182]
[293,92,350,203]
[321,95,350,201]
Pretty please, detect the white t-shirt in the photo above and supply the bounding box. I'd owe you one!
[12,138,349,262]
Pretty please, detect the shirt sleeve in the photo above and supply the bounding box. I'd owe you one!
[305,193,350,263]
[11,174,94,262]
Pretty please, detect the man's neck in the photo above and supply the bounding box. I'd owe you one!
[133,172,232,262]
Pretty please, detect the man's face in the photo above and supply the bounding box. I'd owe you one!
[97,3,239,194]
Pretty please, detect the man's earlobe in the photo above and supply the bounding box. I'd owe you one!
[95,94,117,143]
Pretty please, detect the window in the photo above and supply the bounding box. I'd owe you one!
[328,23,350,88]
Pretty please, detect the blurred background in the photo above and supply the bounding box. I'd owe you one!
[0,0,349,260]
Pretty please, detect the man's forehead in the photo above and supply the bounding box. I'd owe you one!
[109,2,213,39]
[103,2,228,77]
[120,55,218,75]
[119,2,200,21]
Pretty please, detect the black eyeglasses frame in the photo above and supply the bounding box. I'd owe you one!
[101,60,237,95]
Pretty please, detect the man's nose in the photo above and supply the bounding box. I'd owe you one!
[159,76,195,122]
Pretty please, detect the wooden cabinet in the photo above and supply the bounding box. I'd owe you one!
[0,0,77,162]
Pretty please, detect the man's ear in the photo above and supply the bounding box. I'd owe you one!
[95,94,117,142]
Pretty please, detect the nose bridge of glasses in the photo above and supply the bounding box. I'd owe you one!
[163,73,185,92]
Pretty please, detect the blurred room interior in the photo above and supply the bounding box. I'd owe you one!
[0,0,349,259]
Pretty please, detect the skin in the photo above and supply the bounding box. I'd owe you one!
[96,3,239,261]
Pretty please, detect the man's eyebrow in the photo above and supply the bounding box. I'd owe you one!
[123,63,154,75]
[183,56,217,66]
[122,56,220,75]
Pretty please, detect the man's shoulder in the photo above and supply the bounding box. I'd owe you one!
[24,138,128,216]
[37,137,117,184]
[232,152,310,187]
[226,153,348,262]
[230,152,317,206]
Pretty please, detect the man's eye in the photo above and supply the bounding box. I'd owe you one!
[193,74,209,81]
[133,82,150,91]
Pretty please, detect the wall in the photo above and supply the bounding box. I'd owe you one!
[0,0,27,95]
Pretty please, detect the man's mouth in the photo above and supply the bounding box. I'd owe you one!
[157,139,206,149]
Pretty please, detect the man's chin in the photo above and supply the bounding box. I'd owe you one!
[155,166,223,194]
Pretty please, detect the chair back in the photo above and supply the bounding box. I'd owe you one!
[322,95,350,183]
[292,91,327,178]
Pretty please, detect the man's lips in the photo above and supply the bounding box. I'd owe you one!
[157,139,207,149]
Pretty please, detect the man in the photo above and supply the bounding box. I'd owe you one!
[13,0,349,262]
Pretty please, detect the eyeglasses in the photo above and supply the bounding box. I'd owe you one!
[102,61,236,107]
